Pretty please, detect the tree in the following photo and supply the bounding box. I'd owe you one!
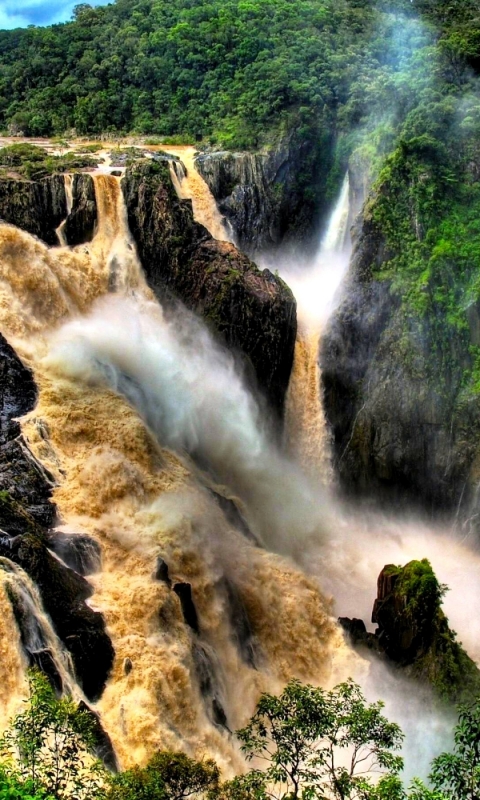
[227,679,404,800]
[106,751,220,800]
[0,671,105,800]
[409,700,480,800]
[0,766,47,800]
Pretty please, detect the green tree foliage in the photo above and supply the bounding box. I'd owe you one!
[0,671,104,800]
[0,767,48,800]
[0,0,477,150]
[223,679,403,800]
[106,751,220,800]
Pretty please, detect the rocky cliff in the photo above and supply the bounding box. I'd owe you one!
[321,134,480,522]
[0,172,97,246]
[196,129,335,257]
[340,560,480,704]
[122,158,297,416]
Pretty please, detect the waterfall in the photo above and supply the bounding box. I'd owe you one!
[3,161,480,780]
[56,174,74,247]
[0,170,349,771]
[162,146,233,243]
[284,174,352,483]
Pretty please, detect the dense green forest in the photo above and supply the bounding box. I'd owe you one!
[0,0,478,150]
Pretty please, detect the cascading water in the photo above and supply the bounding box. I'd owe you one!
[0,170,350,773]
[283,173,351,483]
[2,160,480,782]
[162,146,233,242]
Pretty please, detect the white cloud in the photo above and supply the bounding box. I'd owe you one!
[0,0,110,30]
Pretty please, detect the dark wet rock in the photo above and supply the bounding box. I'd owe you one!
[6,532,114,701]
[222,578,257,668]
[338,617,382,656]
[5,578,63,694]
[0,173,97,247]
[62,174,97,246]
[0,174,66,245]
[173,582,200,634]
[192,641,229,730]
[341,560,480,704]
[210,490,257,544]
[0,333,55,528]
[196,129,335,257]
[30,649,64,695]
[78,701,119,772]
[153,557,171,586]
[0,335,114,700]
[122,160,296,415]
[322,199,480,521]
[47,532,102,576]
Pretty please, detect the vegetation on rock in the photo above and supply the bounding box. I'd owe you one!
[0,144,95,180]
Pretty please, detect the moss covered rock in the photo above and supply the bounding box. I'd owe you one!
[341,559,480,705]
[322,117,480,521]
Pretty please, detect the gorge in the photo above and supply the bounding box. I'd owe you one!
[0,139,479,791]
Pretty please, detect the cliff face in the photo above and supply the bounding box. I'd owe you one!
[196,130,334,257]
[321,157,480,521]
[0,173,97,246]
[122,159,297,416]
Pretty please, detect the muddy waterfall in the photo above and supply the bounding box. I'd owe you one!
[1,155,480,779]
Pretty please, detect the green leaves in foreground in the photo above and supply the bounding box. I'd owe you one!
[228,678,404,800]
[0,671,104,800]
[106,752,220,800]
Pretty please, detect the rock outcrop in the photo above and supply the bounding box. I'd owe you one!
[0,334,114,701]
[0,173,97,246]
[62,173,97,246]
[196,130,333,257]
[122,159,296,415]
[0,333,55,528]
[340,560,480,704]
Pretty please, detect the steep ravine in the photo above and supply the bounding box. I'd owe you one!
[321,178,480,524]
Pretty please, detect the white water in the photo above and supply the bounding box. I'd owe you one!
[277,173,351,332]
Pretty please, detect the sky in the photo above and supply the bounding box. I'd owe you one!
[0,0,111,30]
